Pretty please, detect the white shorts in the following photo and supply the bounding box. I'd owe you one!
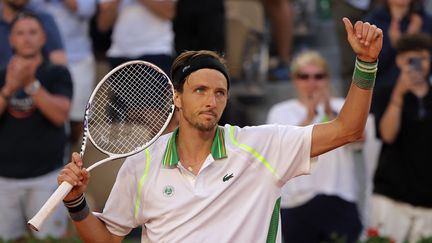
[0,170,68,240]
[68,55,96,121]
[368,194,432,243]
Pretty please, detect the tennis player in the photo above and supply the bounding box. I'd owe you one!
[58,18,383,242]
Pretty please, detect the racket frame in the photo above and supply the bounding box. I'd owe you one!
[28,60,175,231]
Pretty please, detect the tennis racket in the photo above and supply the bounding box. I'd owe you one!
[28,60,175,231]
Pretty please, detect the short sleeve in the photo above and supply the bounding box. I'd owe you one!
[37,64,73,99]
[95,159,140,236]
[228,124,313,187]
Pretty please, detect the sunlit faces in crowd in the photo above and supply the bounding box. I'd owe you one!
[290,51,330,102]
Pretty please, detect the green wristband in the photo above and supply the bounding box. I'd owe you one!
[352,58,378,90]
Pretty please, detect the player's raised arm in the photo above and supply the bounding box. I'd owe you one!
[310,18,383,157]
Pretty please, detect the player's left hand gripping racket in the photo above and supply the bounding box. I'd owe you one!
[28,60,175,231]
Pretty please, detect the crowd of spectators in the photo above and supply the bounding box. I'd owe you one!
[0,0,432,242]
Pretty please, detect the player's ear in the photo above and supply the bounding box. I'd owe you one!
[174,91,182,110]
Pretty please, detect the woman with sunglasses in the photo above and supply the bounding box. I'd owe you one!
[266,50,368,243]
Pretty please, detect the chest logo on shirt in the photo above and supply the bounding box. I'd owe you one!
[8,95,36,118]
[223,173,234,182]
[163,185,175,197]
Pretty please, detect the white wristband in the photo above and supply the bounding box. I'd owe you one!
[24,80,41,96]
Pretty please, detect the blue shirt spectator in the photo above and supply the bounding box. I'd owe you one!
[0,2,64,69]
[29,0,96,63]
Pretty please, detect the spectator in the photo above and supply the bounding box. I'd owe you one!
[0,12,73,241]
[264,0,294,81]
[30,0,97,144]
[173,0,225,55]
[0,0,66,69]
[97,0,176,74]
[363,0,432,87]
[369,33,432,243]
[267,50,363,243]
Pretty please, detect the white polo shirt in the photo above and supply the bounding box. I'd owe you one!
[96,124,313,243]
[105,0,174,58]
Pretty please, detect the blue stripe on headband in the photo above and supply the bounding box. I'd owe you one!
[172,55,230,89]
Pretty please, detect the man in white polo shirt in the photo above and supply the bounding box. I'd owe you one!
[56,18,383,243]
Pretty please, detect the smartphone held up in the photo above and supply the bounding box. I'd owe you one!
[408,57,424,83]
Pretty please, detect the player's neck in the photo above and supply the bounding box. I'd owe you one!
[176,125,217,174]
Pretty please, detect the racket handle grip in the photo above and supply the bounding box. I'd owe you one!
[28,181,74,231]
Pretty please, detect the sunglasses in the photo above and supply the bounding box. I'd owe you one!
[296,73,327,81]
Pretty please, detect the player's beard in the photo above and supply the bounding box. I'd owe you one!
[183,111,219,132]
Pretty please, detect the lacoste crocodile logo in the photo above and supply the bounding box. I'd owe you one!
[223,173,234,182]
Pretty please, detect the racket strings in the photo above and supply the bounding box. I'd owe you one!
[88,63,173,155]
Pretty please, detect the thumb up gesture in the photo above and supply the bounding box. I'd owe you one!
[343,17,383,63]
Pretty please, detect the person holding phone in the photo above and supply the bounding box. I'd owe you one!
[369,33,432,243]
[363,0,432,88]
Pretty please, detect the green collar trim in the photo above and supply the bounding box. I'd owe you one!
[162,126,227,167]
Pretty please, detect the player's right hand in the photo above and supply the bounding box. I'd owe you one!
[58,152,90,201]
